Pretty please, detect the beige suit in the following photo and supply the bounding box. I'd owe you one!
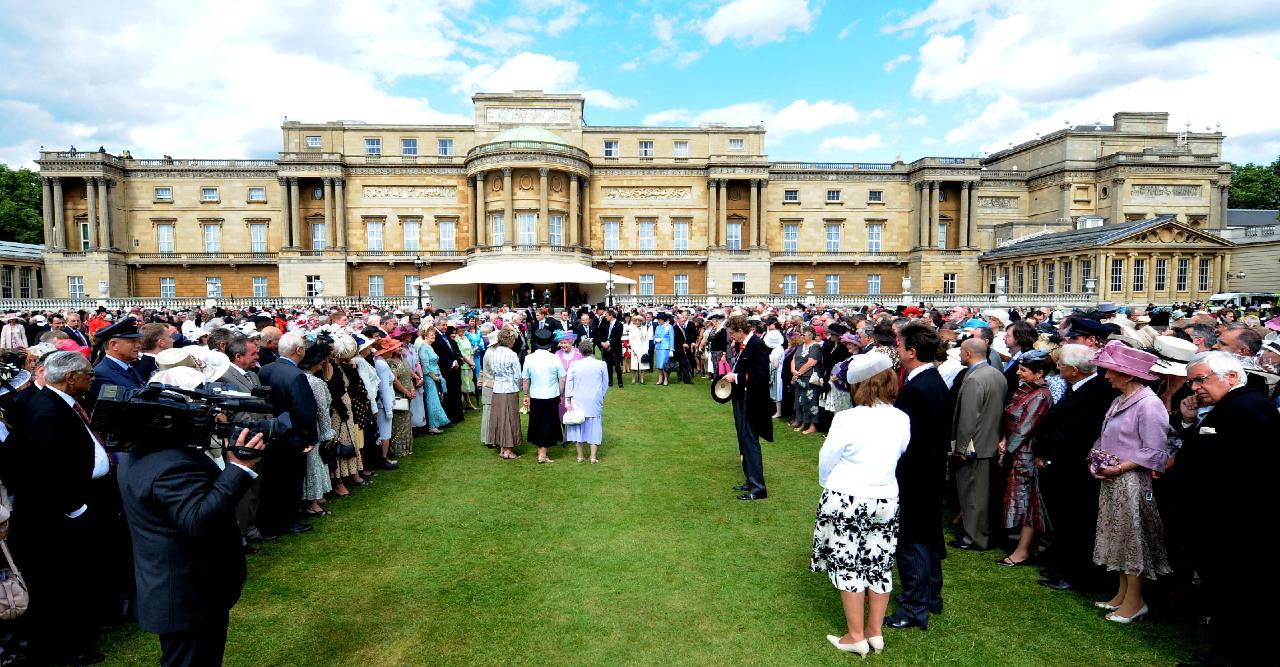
[951,362,1007,549]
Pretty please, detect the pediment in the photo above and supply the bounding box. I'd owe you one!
[1106,220,1232,248]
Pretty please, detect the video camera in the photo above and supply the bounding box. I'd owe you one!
[91,382,281,460]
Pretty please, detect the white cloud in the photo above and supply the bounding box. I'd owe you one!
[770,100,861,136]
[888,0,1280,161]
[906,114,928,126]
[837,19,861,40]
[883,54,911,72]
[675,51,703,67]
[702,0,817,46]
[654,15,676,44]
[455,52,635,109]
[643,99,864,138]
[819,133,883,153]
[920,136,938,146]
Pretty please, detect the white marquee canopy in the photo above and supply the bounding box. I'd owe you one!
[423,261,636,286]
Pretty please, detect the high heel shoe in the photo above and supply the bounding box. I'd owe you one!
[826,635,869,657]
[867,636,884,653]
[1105,604,1149,623]
[1093,601,1119,610]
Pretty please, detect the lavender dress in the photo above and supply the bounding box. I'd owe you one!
[564,356,608,445]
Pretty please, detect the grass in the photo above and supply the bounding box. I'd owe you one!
[100,378,1200,666]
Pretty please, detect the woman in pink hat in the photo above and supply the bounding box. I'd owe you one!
[1089,340,1172,624]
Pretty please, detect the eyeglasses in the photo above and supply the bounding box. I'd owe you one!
[1188,374,1212,386]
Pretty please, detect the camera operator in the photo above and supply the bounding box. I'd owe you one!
[118,422,266,667]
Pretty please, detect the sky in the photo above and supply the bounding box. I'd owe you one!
[2,0,1279,169]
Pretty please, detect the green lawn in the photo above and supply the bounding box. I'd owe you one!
[101,379,1200,666]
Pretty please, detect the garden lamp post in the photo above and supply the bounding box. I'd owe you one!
[414,254,424,310]
[606,254,615,308]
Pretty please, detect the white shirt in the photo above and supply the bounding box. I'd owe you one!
[48,385,110,518]
[1071,373,1097,393]
[818,402,910,498]
[905,363,931,384]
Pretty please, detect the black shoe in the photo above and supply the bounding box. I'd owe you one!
[931,604,944,615]
[1038,577,1074,591]
[884,615,927,630]
[242,544,259,555]
[381,460,400,470]
[737,492,767,501]
[72,651,106,666]
[947,537,978,550]
[733,483,751,491]
[286,522,313,535]
[1039,568,1061,579]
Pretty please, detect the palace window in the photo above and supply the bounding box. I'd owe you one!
[867,274,881,295]
[1015,266,1025,293]
[364,138,381,156]
[728,138,744,151]
[17,268,29,299]
[638,140,654,158]
[1047,263,1056,293]
[1155,258,1167,291]
[68,276,85,299]
[726,223,742,251]
[1177,258,1189,291]
[248,187,266,202]
[826,189,841,203]
[604,220,619,251]
[867,224,883,254]
[938,190,947,202]
[673,220,689,253]
[674,274,689,296]
[782,274,797,295]
[250,223,268,254]
[201,187,219,202]
[438,138,453,156]
[868,190,883,202]
[203,224,220,253]
[0,267,11,298]
[549,214,563,247]
[439,219,456,251]
[825,274,840,295]
[1030,264,1039,293]
[783,223,798,254]
[826,224,841,253]
[1081,259,1092,286]
[305,275,321,298]
[1111,259,1124,293]
[783,189,799,203]
[1132,259,1145,292]
[639,274,654,296]
[366,220,384,252]
[160,277,175,299]
[673,140,689,158]
[154,186,172,202]
[638,219,655,251]
[603,140,619,157]
[205,277,222,298]
[943,273,957,295]
[405,276,417,297]
[490,213,505,246]
[1199,258,1211,292]
[402,218,420,252]
[401,139,417,156]
[305,135,322,148]
[368,275,384,298]
[156,223,174,253]
[517,212,536,247]
[1062,261,1073,292]
[252,277,268,298]
[937,223,947,249]
[312,222,327,251]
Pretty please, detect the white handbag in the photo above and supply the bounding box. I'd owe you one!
[393,397,410,411]
[562,408,586,425]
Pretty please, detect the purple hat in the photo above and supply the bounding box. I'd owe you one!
[1093,340,1158,381]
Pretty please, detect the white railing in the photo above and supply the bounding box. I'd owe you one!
[606,293,1099,309]
[0,296,422,311]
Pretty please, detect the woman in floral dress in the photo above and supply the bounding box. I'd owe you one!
[300,340,335,516]
[383,340,416,457]
[454,326,477,410]
[997,350,1055,566]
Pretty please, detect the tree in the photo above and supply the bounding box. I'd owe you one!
[0,164,44,244]
[1228,156,1280,212]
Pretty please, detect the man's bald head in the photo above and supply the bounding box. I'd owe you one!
[961,338,989,366]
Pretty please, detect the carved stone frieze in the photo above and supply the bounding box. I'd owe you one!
[709,166,770,177]
[768,173,907,182]
[467,152,590,174]
[1130,184,1203,200]
[346,166,465,176]
[485,107,574,125]
[976,196,1020,210]
[361,185,457,200]
[592,168,705,177]
[127,170,278,179]
[600,186,693,201]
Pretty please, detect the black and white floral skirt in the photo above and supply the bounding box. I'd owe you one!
[810,489,900,593]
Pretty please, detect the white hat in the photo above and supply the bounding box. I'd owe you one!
[1,313,17,321]
[846,351,893,385]
[982,309,1012,328]
[32,314,46,325]
[155,346,228,381]
[991,337,1011,358]
[181,320,204,340]
[238,322,261,338]
[149,367,206,390]
[1151,336,1196,377]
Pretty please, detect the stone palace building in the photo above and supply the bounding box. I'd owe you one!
[27,90,1240,307]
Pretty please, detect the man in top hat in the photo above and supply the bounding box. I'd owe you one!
[89,316,146,410]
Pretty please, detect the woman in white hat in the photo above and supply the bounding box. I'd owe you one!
[811,352,910,657]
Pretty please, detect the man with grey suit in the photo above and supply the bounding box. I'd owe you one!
[218,336,264,547]
[950,338,1007,551]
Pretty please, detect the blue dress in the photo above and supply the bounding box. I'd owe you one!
[654,323,675,369]
[466,330,486,386]
[418,341,451,430]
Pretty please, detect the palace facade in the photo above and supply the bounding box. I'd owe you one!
[30,91,1236,306]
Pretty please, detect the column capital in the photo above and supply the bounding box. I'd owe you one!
[1059,182,1072,191]
[278,177,289,187]
[501,166,513,177]
[538,166,549,177]
[475,171,486,182]
[1111,177,1125,185]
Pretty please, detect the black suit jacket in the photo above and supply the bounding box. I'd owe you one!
[256,359,318,449]
[432,329,460,371]
[571,321,592,340]
[893,366,952,544]
[135,354,159,382]
[732,333,774,442]
[534,318,562,333]
[1031,374,1119,467]
[64,327,90,347]
[118,448,253,634]
[15,388,98,519]
[597,318,623,356]
[1002,358,1021,404]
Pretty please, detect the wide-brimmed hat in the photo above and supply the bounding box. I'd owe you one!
[554,329,577,342]
[1093,340,1158,381]
[711,374,735,403]
[982,309,1012,328]
[155,346,227,381]
[374,338,403,356]
[1150,336,1196,377]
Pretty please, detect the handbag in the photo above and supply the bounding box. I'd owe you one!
[641,353,651,365]
[808,372,824,386]
[562,408,586,425]
[0,541,30,621]
[393,397,410,411]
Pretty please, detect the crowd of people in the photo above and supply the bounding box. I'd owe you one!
[0,296,1277,666]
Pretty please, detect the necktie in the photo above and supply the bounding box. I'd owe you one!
[71,401,107,450]
[129,364,144,386]
[1064,384,1075,398]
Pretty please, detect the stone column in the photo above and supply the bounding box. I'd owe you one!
[919,183,930,247]
[1097,251,1109,300]
[41,178,53,248]
[1123,253,1136,304]
[959,182,971,248]
[1189,253,1201,300]
[707,179,719,247]
[568,174,579,247]
[98,178,112,249]
[757,181,768,249]
[334,178,346,249]
[1110,177,1125,224]
[581,176,591,246]
[52,177,65,250]
[1147,253,1157,303]
[475,172,487,247]
[289,178,302,249]
[928,181,939,248]
[1059,182,1071,224]
[502,168,513,246]
[1218,184,1230,230]
[538,167,550,245]
[749,179,759,248]
[324,177,336,250]
[909,183,920,250]
[279,178,293,247]
[1214,254,1225,292]
[718,179,728,249]
[85,177,99,250]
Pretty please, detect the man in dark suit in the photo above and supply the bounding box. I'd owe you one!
[950,338,1007,550]
[886,322,951,630]
[675,312,698,384]
[430,318,465,423]
[119,425,265,667]
[722,314,773,500]
[532,307,561,332]
[571,312,594,341]
[596,308,624,388]
[1174,352,1280,667]
[88,316,146,410]
[1033,343,1118,591]
[63,311,92,348]
[255,331,318,538]
[10,351,109,665]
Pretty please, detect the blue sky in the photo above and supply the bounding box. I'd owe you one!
[2,0,1278,168]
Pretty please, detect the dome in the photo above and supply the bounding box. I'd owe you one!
[489,126,568,145]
